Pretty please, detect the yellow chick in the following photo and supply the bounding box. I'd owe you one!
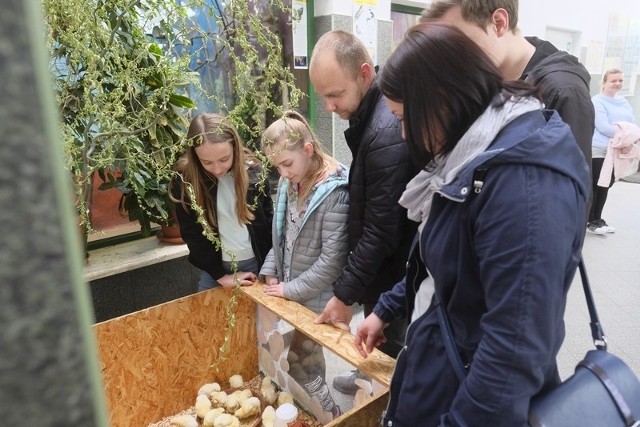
[260,377,278,406]
[237,388,253,403]
[198,382,221,396]
[209,391,228,408]
[202,408,225,427]
[277,391,294,407]
[213,413,240,427]
[228,374,244,389]
[261,405,276,427]
[225,393,241,413]
[196,394,213,419]
[235,396,261,419]
[169,414,198,427]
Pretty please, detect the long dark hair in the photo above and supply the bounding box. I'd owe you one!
[379,23,539,169]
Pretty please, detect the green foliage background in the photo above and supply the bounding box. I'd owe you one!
[43,0,302,238]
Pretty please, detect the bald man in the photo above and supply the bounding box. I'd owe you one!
[310,30,417,393]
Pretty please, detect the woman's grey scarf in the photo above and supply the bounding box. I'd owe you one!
[399,96,543,231]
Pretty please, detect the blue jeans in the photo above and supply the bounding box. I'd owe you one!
[198,257,260,292]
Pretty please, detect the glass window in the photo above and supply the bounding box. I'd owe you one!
[391,4,422,51]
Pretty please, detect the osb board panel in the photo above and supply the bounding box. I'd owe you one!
[329,392,389,427]
[242,284,394,387]
[93,289,258,427]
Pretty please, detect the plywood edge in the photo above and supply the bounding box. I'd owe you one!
[327,391,389,427]
[241,283,395,387]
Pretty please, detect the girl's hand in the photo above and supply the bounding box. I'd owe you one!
[354,312,388,358]
[264,282,285,298]
[217,272,257,288]
[265,275,279,287]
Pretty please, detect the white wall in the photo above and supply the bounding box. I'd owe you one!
[392,0,640,74]
[518,0,639,46]
[392,0,640,118]
[315,0,392,20]
[314,0,352,17]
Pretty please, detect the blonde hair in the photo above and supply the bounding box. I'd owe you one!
[602,68,623,83]
[262,111,338,202]
[171,113,254,228]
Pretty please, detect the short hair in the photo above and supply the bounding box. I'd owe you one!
[310,30,374,79]
[421,0,519,31]
[379,23,537,169]
[602,68,623,83]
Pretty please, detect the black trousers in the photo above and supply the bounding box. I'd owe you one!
[589,157,614,222]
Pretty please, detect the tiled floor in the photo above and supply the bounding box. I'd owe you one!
[332,177,640,387]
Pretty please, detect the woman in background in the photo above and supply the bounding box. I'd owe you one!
[587,68,636,234]
[171,113,272,291]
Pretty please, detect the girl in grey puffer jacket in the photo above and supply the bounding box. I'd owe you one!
[260,110,349,419]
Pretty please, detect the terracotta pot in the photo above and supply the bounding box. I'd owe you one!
[156,210,184,244]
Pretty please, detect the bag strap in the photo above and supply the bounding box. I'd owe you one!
[436,255,606,384]
[578,358,639,426]
[577,258,607,350]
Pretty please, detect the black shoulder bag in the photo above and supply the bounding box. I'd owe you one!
[436,257,640,426]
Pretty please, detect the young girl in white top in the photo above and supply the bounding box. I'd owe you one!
[171,113,273,291]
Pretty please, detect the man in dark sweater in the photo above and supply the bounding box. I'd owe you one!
[422,0,594,218]
[309,30,417,393]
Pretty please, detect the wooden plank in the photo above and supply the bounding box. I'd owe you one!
[93,289,258,427]
[328,391,389,427]
[241,283,395,387]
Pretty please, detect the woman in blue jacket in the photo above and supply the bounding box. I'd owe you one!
[355,24,589,426]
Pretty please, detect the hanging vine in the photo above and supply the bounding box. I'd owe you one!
[44,0,302,372]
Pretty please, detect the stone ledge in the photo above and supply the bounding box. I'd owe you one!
[84,236,189,281]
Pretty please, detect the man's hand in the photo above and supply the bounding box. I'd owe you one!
[314,296,353,331]
[354,312,387,358]
[217,272,256,288]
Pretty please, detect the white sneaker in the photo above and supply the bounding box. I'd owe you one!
[586,221,607,235]
[598,219,615,233]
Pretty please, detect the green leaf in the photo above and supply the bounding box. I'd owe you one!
[148,43,163,58]
[168,93,196,108]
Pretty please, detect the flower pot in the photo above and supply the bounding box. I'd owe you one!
[156,210,184,244]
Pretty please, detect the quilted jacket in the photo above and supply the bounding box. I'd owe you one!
[260,164,349,314]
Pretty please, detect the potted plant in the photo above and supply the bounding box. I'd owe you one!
[44,0,197,242]
[45,0,301,246]
[45,0,304,372]
[96,51,197,238]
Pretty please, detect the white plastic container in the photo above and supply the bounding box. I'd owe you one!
[274,403,298,427]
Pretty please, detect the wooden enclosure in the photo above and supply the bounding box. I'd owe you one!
[93,284,395,426]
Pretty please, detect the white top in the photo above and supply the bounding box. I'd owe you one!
[411,273,435,323]
[216,173,253,262]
